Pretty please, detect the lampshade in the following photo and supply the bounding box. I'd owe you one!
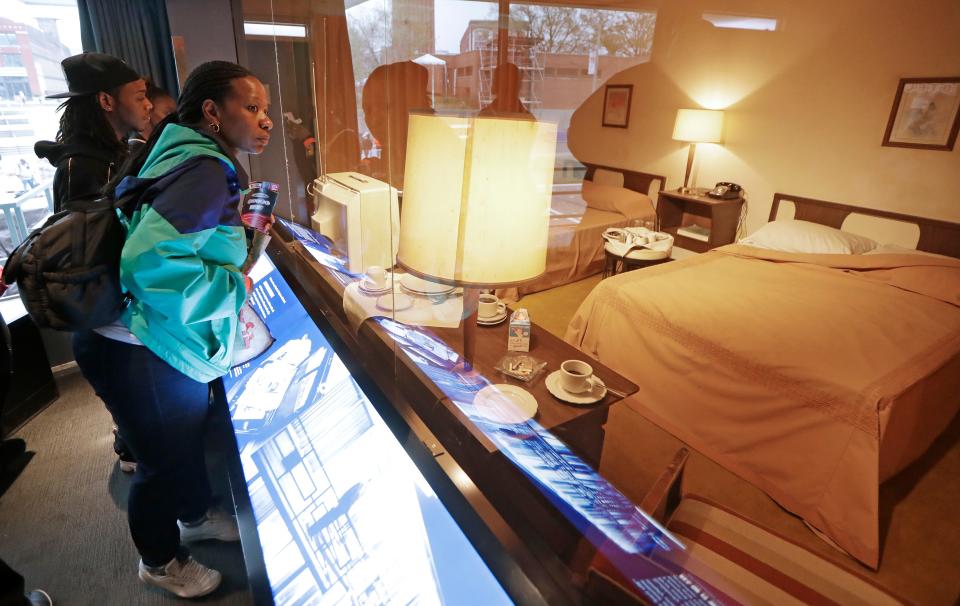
[398,113,557,287]
[672,109,724,143]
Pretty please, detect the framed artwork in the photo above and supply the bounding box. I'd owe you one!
[602,84,633,128]
[882,77,960,151]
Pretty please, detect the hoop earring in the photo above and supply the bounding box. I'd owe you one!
[209,122,221,134]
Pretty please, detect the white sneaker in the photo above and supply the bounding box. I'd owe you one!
[25,589,52,606]
[138,556,221,598]
[178,507,240,542]
[119,459,137,473]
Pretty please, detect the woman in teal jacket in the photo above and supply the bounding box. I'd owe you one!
[73,61,272,599]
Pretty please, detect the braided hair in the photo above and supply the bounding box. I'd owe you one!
[105,60,254,194]
[56,91,127,159]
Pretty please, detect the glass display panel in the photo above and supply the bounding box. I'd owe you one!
[261,218,725,603]
[238,2,764,603]
[224,254,512,606]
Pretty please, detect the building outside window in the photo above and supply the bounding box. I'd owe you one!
[0,1,80,290]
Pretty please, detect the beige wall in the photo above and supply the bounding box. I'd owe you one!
[568,0,960,234]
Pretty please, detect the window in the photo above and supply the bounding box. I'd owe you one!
[243,22,307,38]
[1,53,24,67]
[0,1,81,294]
[702,13,778,31]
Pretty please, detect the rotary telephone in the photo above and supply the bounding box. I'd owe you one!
[706,182,743,199]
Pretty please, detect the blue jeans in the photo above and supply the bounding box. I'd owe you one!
[73,331,213,566]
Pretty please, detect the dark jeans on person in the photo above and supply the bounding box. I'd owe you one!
[73,330,213,567]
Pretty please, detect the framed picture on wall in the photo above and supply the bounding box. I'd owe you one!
[882,77,960,151]
[602,84,633,128]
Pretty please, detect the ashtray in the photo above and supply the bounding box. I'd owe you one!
[495,353,547,383]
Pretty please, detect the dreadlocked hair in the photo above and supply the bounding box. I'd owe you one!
[104,60,254,195]
[56,92,127,158]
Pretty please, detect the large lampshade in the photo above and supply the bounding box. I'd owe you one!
[672,109,724,143]
[399,114,557,287]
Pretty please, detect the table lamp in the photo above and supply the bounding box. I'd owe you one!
[672,109,724,193]
[399,113,557,368]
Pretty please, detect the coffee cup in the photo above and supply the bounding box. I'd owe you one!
[560,359,601,394]
[478,293,505,319]
[366,265,387,288]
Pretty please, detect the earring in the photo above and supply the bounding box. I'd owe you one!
[210,122,221,134]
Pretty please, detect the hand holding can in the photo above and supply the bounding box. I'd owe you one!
[242,181,279,233]
[240,181,279,275]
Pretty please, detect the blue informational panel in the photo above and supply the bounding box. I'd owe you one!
[224,255,512,606]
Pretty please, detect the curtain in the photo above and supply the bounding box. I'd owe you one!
[78,0,180,97]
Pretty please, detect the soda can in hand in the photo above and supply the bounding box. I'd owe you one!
[242,181,279,233]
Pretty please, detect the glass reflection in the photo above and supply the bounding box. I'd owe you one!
[344,0,656,183]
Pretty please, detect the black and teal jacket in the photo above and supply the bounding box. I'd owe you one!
[116,124,248,383]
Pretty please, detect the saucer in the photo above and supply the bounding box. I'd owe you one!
[375,293,413,312]
[358,276,393,296]
[545,370,607,405]
[472,384,537,424]
[477,309,508,325]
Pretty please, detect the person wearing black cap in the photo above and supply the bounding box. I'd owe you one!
[34,52,153,213]
[33,53,152,474]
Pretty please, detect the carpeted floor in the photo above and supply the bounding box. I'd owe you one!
[514,275,601,339]
[0,370,252,606]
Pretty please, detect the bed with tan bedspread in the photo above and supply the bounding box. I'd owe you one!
[498,181,657,302]
[565,244,960,568]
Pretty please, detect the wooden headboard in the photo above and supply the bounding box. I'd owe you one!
[583,162,666,197]
[770,192,960,259]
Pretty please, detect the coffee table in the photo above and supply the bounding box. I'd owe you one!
[602,240,673,278]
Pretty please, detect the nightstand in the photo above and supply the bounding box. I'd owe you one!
[656,189,745,253]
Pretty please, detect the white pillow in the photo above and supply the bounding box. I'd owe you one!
[739,220,878,254]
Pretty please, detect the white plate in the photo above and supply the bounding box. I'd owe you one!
[545,370,607,405]
[400,273,455,295]
[472,384,538,424]
[375,293,413,312]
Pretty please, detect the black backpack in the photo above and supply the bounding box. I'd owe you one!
[3,194,133,331]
